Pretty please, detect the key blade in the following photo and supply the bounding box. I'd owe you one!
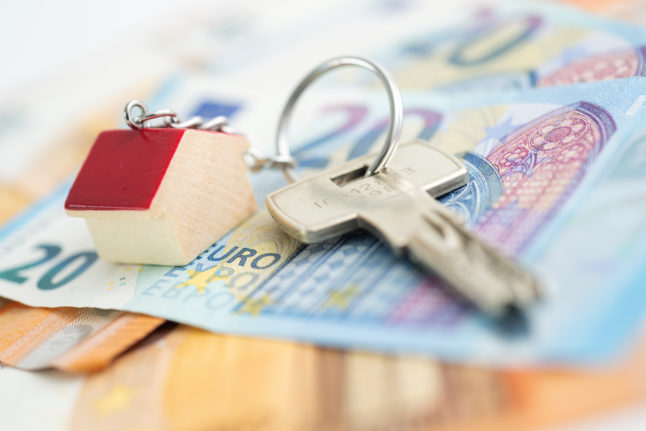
[408,199,542,318]
[266,141,468,242]
[355,183,542,320]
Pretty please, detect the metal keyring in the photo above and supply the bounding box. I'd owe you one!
[275,56,403,183]
[124,100,148,130]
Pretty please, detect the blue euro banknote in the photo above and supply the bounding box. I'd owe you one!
[369,1,646,92]
[2,77,646,365]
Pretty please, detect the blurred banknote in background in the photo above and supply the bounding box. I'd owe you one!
[374,1,646,91]
[3,324,646,431]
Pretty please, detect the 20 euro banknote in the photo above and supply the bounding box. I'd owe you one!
[1,78,646,364]
[371,1,646,91]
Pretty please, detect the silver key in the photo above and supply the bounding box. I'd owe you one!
[266,140,542,319]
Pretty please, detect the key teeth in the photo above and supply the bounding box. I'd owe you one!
[466,232,545,308]
[508,267,545,306]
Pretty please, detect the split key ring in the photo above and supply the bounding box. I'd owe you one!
[275,56,404,183]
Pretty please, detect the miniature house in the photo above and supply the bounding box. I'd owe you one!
[65,128,256,266]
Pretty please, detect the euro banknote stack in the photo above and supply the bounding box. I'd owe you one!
[3,0,646,430]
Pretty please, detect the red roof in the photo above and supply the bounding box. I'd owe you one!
[65,129,186,211]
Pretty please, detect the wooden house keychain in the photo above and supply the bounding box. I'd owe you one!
[64,101,294,266]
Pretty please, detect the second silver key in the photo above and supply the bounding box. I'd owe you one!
[266,140,542,319]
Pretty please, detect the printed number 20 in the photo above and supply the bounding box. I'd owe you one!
[0,244,98,290]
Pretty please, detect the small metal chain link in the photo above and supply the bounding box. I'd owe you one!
[123,100,297,173]
[244,148,297,173]
[124,100,235,133]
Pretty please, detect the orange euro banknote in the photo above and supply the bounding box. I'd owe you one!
[0,299,164,373]
[65,325,646,431]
